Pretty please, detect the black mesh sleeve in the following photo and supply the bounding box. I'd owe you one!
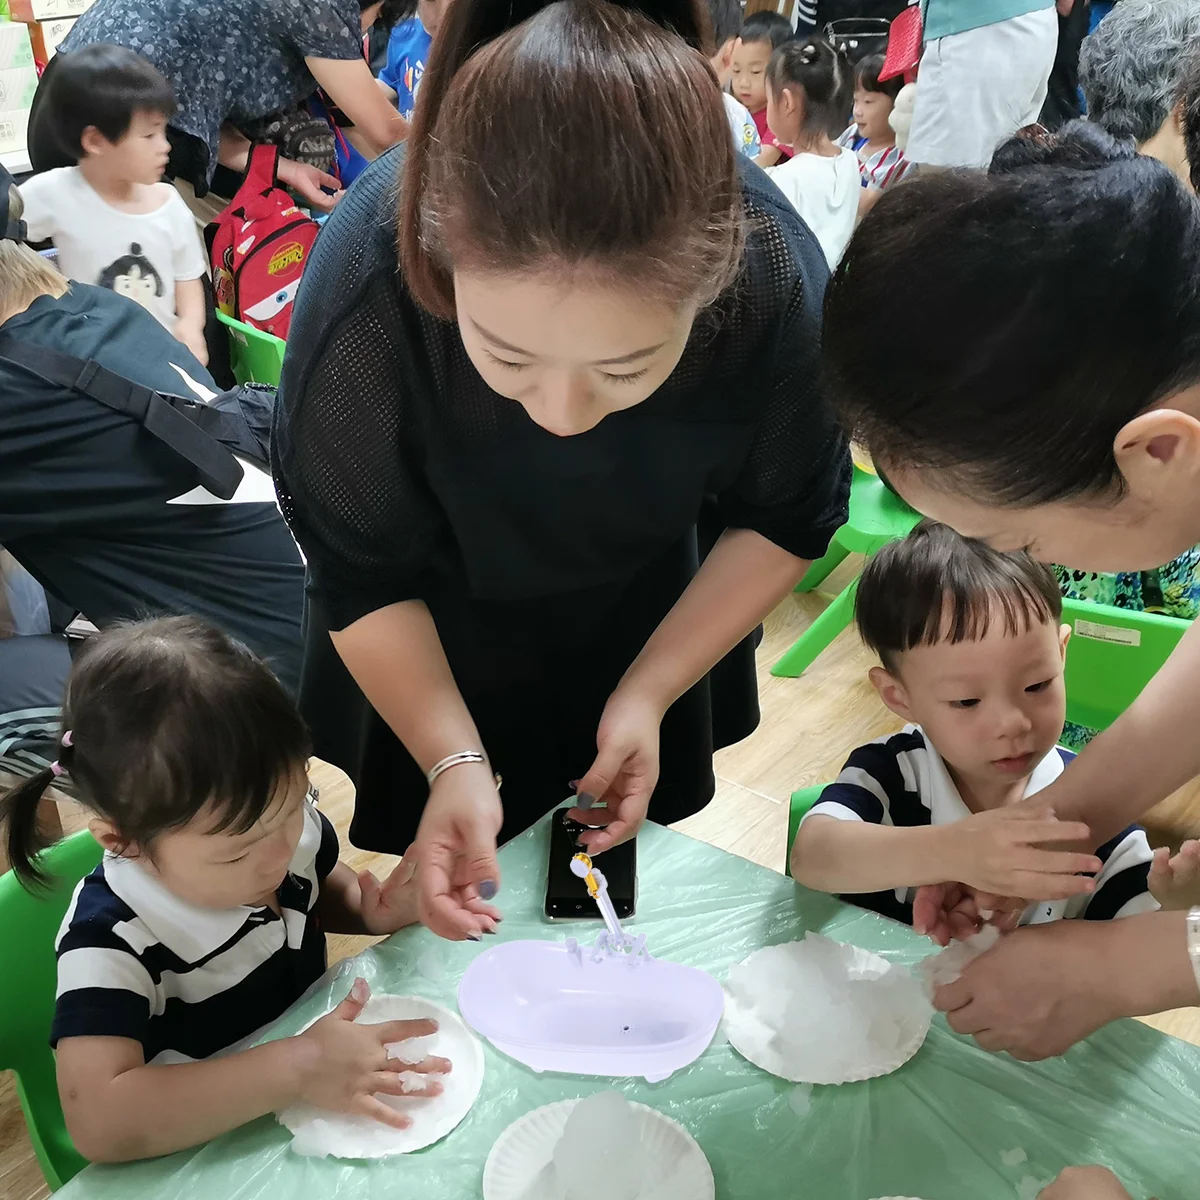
[273,152,451,631]
[716,187,851,561]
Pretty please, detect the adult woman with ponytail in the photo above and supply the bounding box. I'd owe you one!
[821,122,1200,1077]
[274,0,850,940]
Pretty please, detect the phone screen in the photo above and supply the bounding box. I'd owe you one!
[544,807,637,920]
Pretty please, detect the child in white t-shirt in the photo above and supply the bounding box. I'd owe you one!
[764,37,861,269]
[19,45,209,363]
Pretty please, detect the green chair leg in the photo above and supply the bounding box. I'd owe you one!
[794,539,850,594]
[771,578,858,678]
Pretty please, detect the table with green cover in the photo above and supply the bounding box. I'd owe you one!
[59,815,1200,1200]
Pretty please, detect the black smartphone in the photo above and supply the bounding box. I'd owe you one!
[544,807,637,920]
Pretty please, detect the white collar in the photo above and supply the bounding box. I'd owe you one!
[101,799,323,963]
[915,727,1066,826]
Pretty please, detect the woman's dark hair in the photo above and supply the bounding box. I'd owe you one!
[856,520,1062,674]
[0,617,311,886]
[45,44,175,161]
[400,0,741,321]
[740,9,792,49]
[853,52,902,101]
[705,0,742,48]
[767,37,853,140]
[1181,50,1200,194]
[825,122,1200,507]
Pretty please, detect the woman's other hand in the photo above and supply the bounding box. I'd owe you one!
[1039,1167,1132,1199]
[569,687,663,855]
[412,761,503,940]
[278,157,343,212]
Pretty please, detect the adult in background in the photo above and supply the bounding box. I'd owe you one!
[28,0,409,211]
[822,125,1200,1063]
[1080,0,1200,188]
[905,0,1059,168]
[274,0,850,941]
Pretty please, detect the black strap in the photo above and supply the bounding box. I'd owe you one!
[0,337,244,500]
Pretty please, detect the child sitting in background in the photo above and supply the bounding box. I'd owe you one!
[836,52,912,218]
[732,10,794,167]
[378,0,453,124]
[18,46,209,364]
[764,38,861,268]
[707,0,761,158]
[0,617,500,1163]
[790,521,1163,927]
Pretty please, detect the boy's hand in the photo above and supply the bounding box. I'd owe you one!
[1148,839,1200,910]
[913,882,1024,945]
[294,979,450,1127]
[1039,1167,1132,1199]
[936,804,1101,901]
[358,853,500,937]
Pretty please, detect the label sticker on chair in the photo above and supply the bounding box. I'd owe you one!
[1074,619,1140,647]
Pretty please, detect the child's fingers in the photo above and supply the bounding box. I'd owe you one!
[358,1096,411,1130]
[1015,848,1103,877]
[1005,871,1096,901]
[328,977,371,1022]
[388,1054,452,1075]
[358,869,381,911]
[375,1018,438,1045]
[371,1073,444,1099]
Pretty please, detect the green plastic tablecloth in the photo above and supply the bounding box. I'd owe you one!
[58,815,1200,1200]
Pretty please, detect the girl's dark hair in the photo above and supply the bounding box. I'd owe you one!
[0,617,310,887]
[1181,50,1200,194]
[46,44,175,160]
[400,0,741,321]
[856,520,1062,674]
[740,9,792,49]
[825,122,1200,507]
[853,52,902,101]
[767,37,853,140]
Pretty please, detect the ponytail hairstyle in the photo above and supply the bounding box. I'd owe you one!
[399,0,743,321]
[825,122,1200,507]
[0,616,311,887]
[767,37,854,141]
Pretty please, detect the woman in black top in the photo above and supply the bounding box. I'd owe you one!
[274,0,851,940]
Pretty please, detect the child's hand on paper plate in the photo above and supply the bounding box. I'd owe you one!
[1148,839,1200,910]
[936,804,1100,902]
[295,979,450,1128]
[1038,1167,1133,1199]
[913,883,1025,946]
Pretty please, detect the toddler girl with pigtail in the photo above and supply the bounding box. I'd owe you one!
[1,616,499,1163]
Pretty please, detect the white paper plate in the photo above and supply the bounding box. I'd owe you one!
[278,994,484,1158]
[483,1098,714,1200]
[724,935,932,1085]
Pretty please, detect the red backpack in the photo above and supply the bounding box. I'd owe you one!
[206,144,319,340]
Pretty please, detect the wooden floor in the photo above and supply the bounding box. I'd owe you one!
[4,557,1200,1198]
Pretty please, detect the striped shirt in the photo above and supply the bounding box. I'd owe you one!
[800,725,1157,927]
[837,126,913,191]
[52,795,339,1063]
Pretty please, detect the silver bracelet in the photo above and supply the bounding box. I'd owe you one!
[1188,907,1200,995]
[425,751,497,789]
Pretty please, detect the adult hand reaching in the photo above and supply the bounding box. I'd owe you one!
[278,157,344,212]
[412,761,504,941]
[568,687,662,855]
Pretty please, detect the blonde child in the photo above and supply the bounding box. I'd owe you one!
[764,37,860,268]
[0,617,500,1163]
[731,10,793,167]
[836,52,912,219]
[790,522,1166,927]
[18,45,209,363]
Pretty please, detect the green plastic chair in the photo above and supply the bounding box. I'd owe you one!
[1061,596,1189,732]
[0,831,102,1190]
[771,464,920,678]
[216,311,286,387]
[784,785,824,878]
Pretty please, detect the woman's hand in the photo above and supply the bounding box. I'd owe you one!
[278,157,343,212]
[294,979,448,1128]
[1039,1167,1132,1199]
[569,687,663,855]
[412,762,504,940]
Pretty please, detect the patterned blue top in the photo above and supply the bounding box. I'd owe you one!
[61,0,364,185]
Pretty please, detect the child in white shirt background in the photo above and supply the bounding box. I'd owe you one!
[764,37,861,269]
[18,45,209,364]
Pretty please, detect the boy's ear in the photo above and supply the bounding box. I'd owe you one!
[717,36,736,72]
[79,125,109,158]
[869,665,914,720]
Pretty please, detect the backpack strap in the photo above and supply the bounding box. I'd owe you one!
[0,337,245,500]
[244,143,281,194]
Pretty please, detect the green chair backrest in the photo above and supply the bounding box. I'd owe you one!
[837,464,922,557]
[216,311,286,388]
[1060,596,1190,732]
[785,785,825,878]
[0,831,102,1190]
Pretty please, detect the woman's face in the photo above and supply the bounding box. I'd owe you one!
[454,269,697,437]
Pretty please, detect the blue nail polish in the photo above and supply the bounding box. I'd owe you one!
[577,793,596,810]
[478,879,498,901]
